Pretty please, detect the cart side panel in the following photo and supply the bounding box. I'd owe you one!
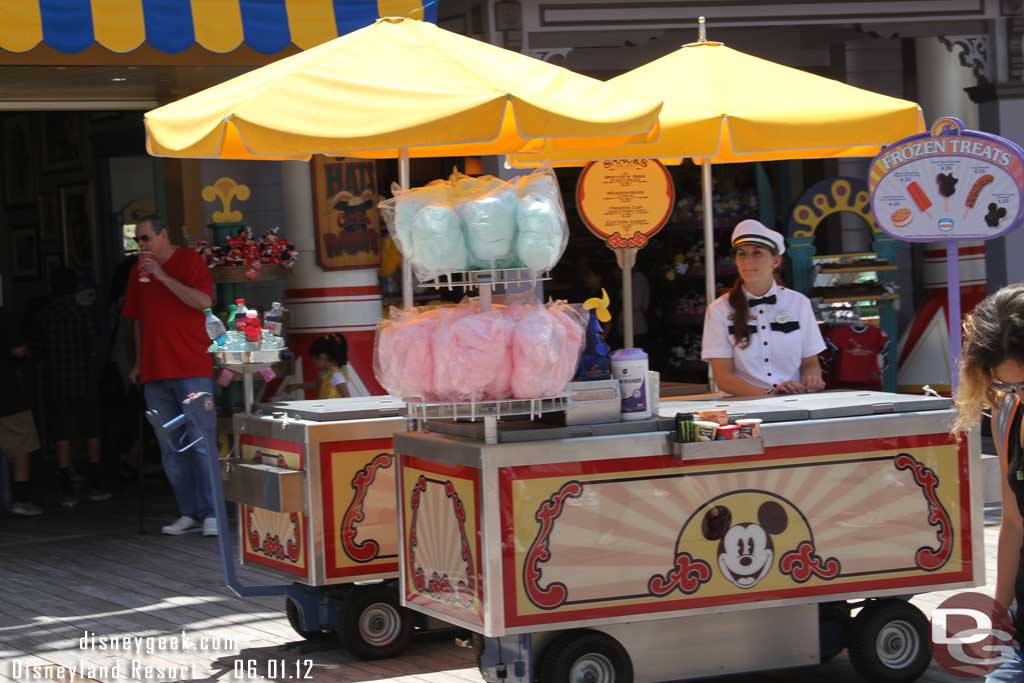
[501,432,972,629]
[399,454,484,627]
[239,434,311,581]
[320,438,400,580]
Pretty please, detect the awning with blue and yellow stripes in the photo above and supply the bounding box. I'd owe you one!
[1,0,437,55]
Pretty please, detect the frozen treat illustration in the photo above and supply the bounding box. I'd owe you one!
[936,172,958,210]
[890,208,912,228]
[906,181,932,217]
[985,203,1008,228]
[964,174,994,218]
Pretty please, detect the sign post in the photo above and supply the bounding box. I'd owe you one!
[868,116,1024,391]
[576,159,674,348]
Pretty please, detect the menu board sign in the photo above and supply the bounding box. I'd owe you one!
[576,159,674,249]
[868,117,1024,241]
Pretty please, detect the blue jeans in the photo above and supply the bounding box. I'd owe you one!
[143,377,217,521]
[987,649,1024,682]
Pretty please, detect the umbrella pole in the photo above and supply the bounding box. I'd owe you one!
[701,159,717,391]
[400,148,414,310]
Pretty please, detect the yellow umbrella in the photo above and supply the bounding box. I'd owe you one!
[509,19,924,340]
[144,17,662,161]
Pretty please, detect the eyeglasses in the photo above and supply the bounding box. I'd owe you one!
[991,379,1024,394]
[134,235,150,244]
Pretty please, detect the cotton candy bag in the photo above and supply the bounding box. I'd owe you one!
[515,168,568,273]
[457,180,519,267]
[374,307,440,400]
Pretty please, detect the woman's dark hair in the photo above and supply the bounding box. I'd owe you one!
[954,283,1024,431]
[727,281,753,349]
[310,333,348,367]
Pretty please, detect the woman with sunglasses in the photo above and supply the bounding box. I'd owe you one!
[701,220,827,396]
[954,284,1024,681]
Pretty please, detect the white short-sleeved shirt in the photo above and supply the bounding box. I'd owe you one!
[701,283,826,392]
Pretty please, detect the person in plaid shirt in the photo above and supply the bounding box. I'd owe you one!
[38,267,109,506]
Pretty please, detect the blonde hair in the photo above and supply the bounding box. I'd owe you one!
[953,283,1024,433]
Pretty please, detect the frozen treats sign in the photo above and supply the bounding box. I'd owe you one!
[868,117,1024,241]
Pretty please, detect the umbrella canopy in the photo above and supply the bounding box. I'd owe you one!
[509,38,924,167]
[144,17,662,160]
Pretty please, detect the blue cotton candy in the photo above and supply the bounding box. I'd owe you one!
[516,194,565,272]
[459,188,519,264]
[412,205,468,276]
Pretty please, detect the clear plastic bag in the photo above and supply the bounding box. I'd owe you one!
[510,301,586,399]
[379,180,469,282]
[453,171,519,269]
[373,306,441,401]
[515,167,569,273]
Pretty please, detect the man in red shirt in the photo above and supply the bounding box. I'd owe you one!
[123,215,218,536]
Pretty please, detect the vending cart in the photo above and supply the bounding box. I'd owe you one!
[219,396,438,658]
[393,391,983,683]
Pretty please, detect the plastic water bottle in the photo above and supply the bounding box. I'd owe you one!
[234,298,248,331]
[204,308,227,347]
[244,310,262,345]
[264,302,284,337]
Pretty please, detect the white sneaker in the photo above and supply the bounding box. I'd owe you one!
[11,501,44,517]
[161,515,198,535]
[202,518,218,537]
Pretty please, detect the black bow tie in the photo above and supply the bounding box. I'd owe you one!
[748,294,777,307]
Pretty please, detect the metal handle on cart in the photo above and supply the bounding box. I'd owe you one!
[220,456,305,513]
[871,402,896,414]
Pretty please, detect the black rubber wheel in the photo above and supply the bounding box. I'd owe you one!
[539,631,633,683]
[337,585,414,660]
[285,597,328,640]
[847,599,931,683]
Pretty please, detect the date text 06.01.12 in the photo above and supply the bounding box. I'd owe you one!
[233,659,314,679]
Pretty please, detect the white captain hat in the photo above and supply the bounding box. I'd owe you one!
[731,219,786,255]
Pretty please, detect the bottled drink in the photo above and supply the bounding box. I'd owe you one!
[226,303,238,330]
[205,308,228,347]
[264,302,284,336]
[234,298,248,331]
[244,310,262,344]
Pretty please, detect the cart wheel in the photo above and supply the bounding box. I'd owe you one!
[337,585,414,660]
[285,597,329,640]
[848,599,931,683]
[540,631,633,683]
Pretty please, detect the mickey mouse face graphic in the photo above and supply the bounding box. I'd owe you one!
[702,500,789,589]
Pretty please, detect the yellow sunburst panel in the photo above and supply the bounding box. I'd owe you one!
[791,178,878,238]
[202,177,250,224]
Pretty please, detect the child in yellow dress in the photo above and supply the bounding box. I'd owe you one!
[287,334,363,399]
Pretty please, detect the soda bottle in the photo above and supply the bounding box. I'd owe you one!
[244,310,262,344]
[234,298,248,331]
[204,308,228,346]
[264,302,284,337]
[226,303,238,330]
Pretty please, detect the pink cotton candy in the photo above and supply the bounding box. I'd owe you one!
[374,310,438,400]
[432,306,475,399]
[511,309,564,398]
[439,310,512,402]
[547,303,586,389]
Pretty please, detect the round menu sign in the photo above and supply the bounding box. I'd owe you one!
[868,116,1024,241]
[576,159,674,249]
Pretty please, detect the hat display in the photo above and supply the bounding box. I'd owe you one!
[731,219,785,255]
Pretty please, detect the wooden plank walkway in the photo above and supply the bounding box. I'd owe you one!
[0,495,999,683]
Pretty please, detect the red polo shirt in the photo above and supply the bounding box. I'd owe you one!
[122,248,214,384]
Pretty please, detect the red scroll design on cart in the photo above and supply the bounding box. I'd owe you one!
[523,480,584,610]
[895,452,953,571]
[248,508,302,563]
[340,453,393,563]
[408,475,477,608]
[648,552,713,596]
[779,541,841,583]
